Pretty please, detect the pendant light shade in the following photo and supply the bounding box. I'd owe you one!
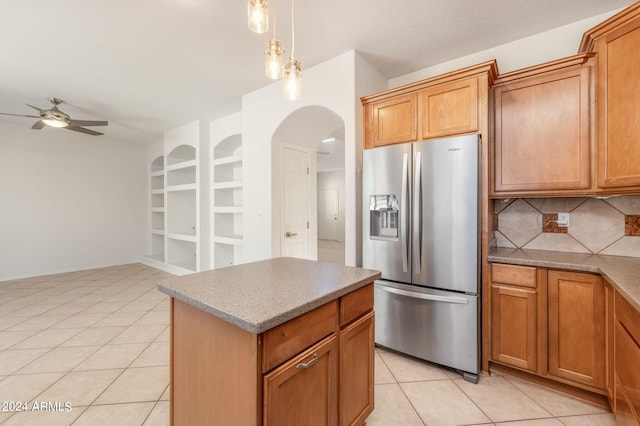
[248,0,269,34]
[283,58,302,100]
[265,40,284,80]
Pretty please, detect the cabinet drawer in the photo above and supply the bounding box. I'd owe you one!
[492,264,536,288]
[340,284,373,326]
[262,301,338,373]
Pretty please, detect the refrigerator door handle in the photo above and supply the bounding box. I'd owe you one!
[377,284,469,305]
[413,151,422,275]
[401,152,409,273]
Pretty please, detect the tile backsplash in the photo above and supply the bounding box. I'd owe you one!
[493,195,640,257]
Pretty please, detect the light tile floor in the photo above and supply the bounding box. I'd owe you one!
[0,264,616,425]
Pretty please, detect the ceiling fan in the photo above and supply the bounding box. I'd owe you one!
[0,97,108,136]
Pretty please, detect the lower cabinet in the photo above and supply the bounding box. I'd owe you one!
[264,336,339,426]
[491,264,538,371]
[340,312,375,426]
[170,283,375,426]
[547,270,605,389]
[490,264,605,392]
[614,291,640,424]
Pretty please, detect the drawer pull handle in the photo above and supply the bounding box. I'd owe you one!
[296,353,319,369]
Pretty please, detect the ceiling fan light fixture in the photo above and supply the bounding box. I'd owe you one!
[283,58,302,101]
[248,0,269,34]
[42,118,68,128]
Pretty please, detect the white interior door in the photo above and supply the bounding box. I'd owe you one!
[318,189,338,241]
[282,144,310,259]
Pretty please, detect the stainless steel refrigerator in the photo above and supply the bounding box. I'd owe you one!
[363,134,480,383]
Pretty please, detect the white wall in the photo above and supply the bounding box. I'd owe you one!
[242,51,359,264]
[389,10,622,88]
[0,121,149,280]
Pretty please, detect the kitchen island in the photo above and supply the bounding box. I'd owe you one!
[158,257,381,426]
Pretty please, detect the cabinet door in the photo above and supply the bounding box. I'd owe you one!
[421,78,478,139]
[491,284,537,371]
[493,66,591,194]
[615,290,640,422]
[595,18,640,189]
[548,271,605,389]
[367,93,418,147]
[605,280,615,405]
[264,335,338,426]
[340,312,374,426]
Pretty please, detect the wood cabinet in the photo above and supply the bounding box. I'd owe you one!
[490,264,539,371]
[170,283,375,426]
[264,336,339,426]
[365,93,418,147]
[581,2,640,191]
[490,265,606,392]
[362,61,497,149]
[614,291,640,424]
[420,78,479,139]
[547,270,605,389]
[491,54,594,196]
[605,280,616,405]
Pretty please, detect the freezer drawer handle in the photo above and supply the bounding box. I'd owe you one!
[296,353,319,369]
[379,285,468,305]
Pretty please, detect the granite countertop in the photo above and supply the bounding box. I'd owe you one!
[157,257,381,334]
[489,247,640,312]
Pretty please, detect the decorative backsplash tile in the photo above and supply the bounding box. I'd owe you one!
[493,195,640,257]
[625,215,640,236]
[542,213,567,234]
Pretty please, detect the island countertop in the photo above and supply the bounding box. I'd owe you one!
[157,257,381,334]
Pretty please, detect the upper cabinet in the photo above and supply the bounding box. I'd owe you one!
[362,61,497,149]
[421,78,479,139]
[491,54,594,196]
[581,2,640,192]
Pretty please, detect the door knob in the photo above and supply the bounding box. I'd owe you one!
[286,231,298,238]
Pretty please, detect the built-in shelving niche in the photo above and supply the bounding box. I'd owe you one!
[212,134,243,269]
[150,156,165,261]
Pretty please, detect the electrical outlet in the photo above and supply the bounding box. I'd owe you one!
[557,212,570,227]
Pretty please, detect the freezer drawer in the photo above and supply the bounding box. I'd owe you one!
[374,280,478,381]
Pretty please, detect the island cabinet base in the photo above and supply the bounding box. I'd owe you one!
[169,283,375,426]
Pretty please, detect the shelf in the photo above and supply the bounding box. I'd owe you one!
[213,181,243,190]
[151,207,165,213]
[212,155,242,166]
[151,170,165,177]
[213,206,243,214]
[166,159,197,171]
[167,233,197,243]
[151,189,164,195]
[213,235,244,245]
[152,229,165,236]
[166,183,197,192]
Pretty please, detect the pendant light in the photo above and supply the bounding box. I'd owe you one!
[265,18,284,80]
[283,0,302,100]
[248,0,269,34]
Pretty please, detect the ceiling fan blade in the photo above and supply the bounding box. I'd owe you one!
[64,126,103,136]
[68,119,108,127]
[0,112,41,119]
[26,104,46,113]
[32,120,46,130]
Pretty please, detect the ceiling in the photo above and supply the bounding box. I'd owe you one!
[0,0,634,144]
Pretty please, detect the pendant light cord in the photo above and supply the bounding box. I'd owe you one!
[291,0,295,58]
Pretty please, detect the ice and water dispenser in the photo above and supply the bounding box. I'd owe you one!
[369,194,399,239]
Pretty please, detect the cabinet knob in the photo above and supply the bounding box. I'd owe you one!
[296,353,319,369]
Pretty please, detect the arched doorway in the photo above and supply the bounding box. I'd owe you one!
[271,106,345,263]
